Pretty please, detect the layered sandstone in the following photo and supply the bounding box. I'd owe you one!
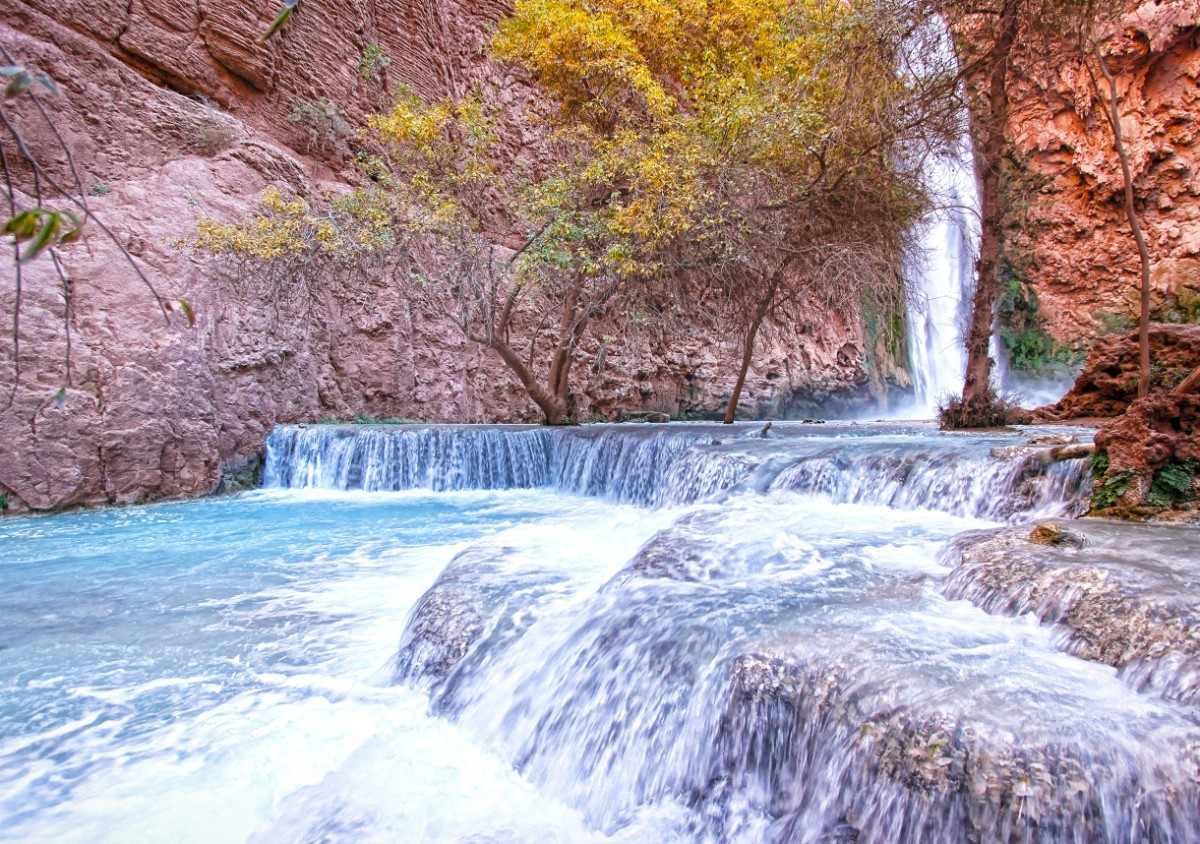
[0,1,876,511]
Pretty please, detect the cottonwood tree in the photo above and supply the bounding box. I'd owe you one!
[491,0,958,422]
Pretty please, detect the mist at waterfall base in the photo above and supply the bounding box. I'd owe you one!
[5,423,1200,843]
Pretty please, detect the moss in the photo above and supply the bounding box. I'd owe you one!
[1087,449,1110,478]
[1146,462,1199,508]
[1090,469,1137,511]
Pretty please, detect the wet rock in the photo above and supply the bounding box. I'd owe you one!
[216,452,263,494]
[716,651,1200,843]
[1028,522,1086,549]
[645,411,672,423]
[619,512,725,583]
[943,523,1200,706]
[393,587,485,683]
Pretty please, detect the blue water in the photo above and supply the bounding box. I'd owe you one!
[2,425,1195,843]
[1,488,677,842]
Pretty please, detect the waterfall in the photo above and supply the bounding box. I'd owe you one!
[264,423,1088,521]
[901,19,981,417]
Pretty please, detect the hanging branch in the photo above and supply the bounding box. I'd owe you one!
[1,45,192,410]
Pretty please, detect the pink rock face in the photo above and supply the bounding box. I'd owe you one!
[0,1,875,511]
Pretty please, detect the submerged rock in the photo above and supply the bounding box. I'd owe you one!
[393,587,485,683]
[1028,522,1087,548]
[943,522,1200,706]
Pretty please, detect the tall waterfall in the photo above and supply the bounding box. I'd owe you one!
[901,20,981,416]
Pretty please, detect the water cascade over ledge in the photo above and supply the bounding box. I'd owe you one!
[900,17,980,416]
[264,422,1089,521]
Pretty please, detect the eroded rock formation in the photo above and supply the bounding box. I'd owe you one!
[1008,1,1200,343]
[1037,323,1200,418]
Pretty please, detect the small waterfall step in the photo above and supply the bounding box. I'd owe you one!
[263,422,1091,521]
[943,520,1200,707]
[392,497,1200,843]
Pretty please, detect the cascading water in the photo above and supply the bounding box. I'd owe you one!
[6,422,1198,844]
[901,20,980,417]
[264,422,1088,520]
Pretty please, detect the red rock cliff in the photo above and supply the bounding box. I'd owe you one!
[1008,0,1200,342]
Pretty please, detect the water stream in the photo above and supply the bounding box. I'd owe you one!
[3,423,1198,842]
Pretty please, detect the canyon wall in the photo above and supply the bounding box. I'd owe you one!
[1008,0,1200,343]
[0,0,875,511]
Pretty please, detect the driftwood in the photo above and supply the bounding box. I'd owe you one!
[1051,443,1096,461]
[1172,365,1200,396]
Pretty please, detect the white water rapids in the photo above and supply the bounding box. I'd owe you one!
[3,423,1197,843]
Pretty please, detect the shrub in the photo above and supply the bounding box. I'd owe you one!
[289,98,352,155]
[1093,310,1134,336]
[996,277,1083,372]
[356,42,391,81]
[193,118,234,155]
[90,182,111,196]
[937,389,1025,429]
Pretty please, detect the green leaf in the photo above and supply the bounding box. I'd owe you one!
[53,387,67,407]
[261,0,299,42]
[0,65,24,77]
[3,210,41,240]
[5,72,32,98]
[58,211,83,243]
[34,73,57,94]
[20,213,59,262]
[179,299,196,327]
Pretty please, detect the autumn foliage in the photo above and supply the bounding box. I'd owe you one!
[192,0,953,423]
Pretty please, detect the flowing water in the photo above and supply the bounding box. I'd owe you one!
[3,423,1198,843]
[900,19,980,417]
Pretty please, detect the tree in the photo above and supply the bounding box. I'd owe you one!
[491,0,951,422]
[1081,21,1152,399]
[944,0,1103,425]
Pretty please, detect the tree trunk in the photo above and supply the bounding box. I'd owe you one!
[1172,365,1200,395]
[1093,39,1153,399]
[723,311,765,424]
[960,0,1020,418]
[487,337,568,424]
